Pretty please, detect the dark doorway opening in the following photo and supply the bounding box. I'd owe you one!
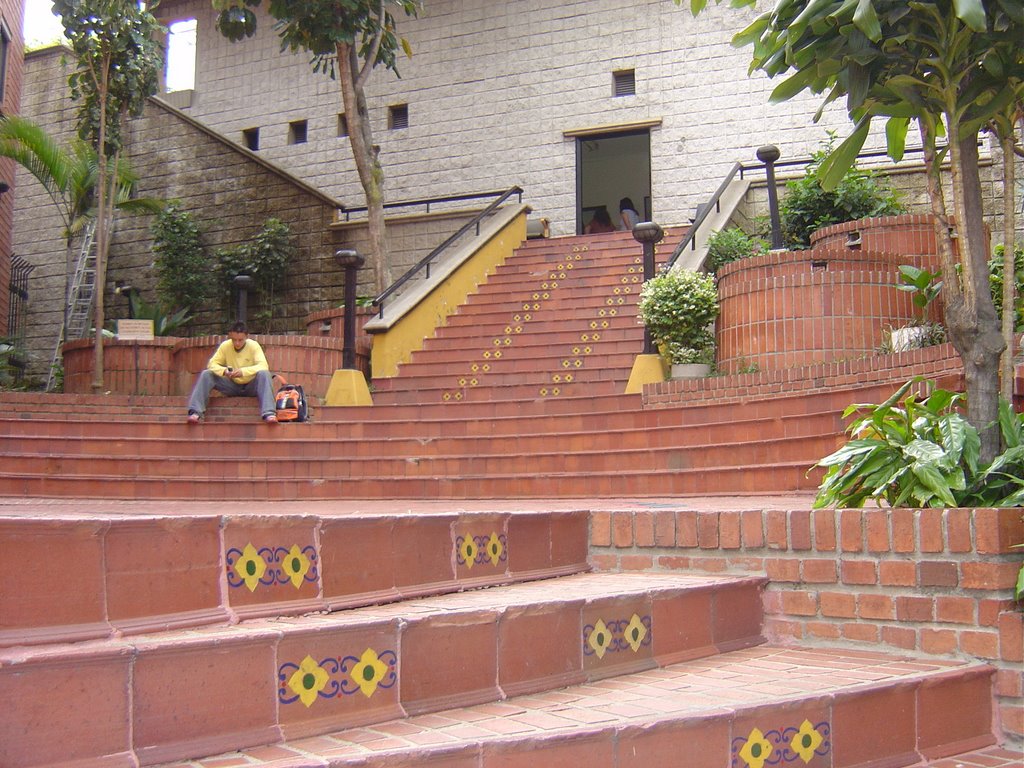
[576,129,652,235]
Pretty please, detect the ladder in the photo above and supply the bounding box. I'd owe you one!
[46,222,97,391]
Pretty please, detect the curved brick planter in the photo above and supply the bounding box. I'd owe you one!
[63,335,363,400]
[716,245,943,375]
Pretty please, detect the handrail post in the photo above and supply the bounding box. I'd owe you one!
[336,249,366,370]
[633,221,664,355]
[233,275,253,325]
[757,145,783,250]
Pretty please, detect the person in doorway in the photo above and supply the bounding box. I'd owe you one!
[585,206,617,234]
[619,197,641,231]
[186,321,277,424]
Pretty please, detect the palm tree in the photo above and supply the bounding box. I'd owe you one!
[0,115,162,382]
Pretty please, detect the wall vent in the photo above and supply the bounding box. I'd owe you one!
[613,69,636,97]
[289,119,308,145]
[242,127,260,151]
[389,104,409,130]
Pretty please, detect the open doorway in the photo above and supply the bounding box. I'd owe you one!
[576,130,651,235]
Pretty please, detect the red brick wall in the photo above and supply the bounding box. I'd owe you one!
[645,340,965,406]
[62,334,366,400]
[590,505,1024,742]
[716,247,945,374]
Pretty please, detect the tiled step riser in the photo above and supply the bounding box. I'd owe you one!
[0,434,831,481]
[419,324,641,350]
[243,661,995,768]
[402,338,642,365]
[1,431,835,476]
[0,575,764,767]
[0,511,589,646]
[373,379,629,404]
[0,462,819,499]
[458,282,646,306]
[2,413,841,459]
[378,361,643,390]
[438,305,640,329]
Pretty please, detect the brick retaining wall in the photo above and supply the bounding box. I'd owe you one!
[590,505,1024,742]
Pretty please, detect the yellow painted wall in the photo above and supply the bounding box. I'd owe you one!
[370,212,528,378]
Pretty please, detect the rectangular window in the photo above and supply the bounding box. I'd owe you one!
[613,69,636,97]
[337,113,349,137]
[0,21,10,105]
[388,104,409,130]
[242,127,260,151]
[288,119,308,145]
[165,19,197,93]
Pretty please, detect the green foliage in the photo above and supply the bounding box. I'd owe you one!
[0,339,25,390]
[128,296,193,337]
[780,136,905,249]
[211,0,418,78]
[989,243,1024,333]
[896,265,943,326]
[705,227,767,275]
[217,218,295,330]
[53,0,164,156]
[0,116,161,242]
[151,202,209,313]
[638,269,719,364]
[812,378,1024,509]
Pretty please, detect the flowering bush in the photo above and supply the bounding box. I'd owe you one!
[637,269,718,365]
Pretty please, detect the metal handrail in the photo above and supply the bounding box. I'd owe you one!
[373,185,524,317]
[663,162,744,272]
[341,188,521,221]
[662,142,943,273]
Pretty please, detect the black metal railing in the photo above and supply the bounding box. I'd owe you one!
[661,143,940,273]
[372,186,524,318]
[341,187,522,222]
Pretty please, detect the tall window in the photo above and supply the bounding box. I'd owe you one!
[0,21,10,105]
[165,19,197,92]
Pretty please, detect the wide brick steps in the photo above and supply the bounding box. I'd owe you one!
[1,570,767,767]
[0,508,589,647]
[149,645,998,768]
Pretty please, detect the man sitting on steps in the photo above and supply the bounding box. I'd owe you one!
[187,321,277,424]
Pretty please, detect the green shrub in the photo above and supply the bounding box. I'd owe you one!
[989,243,1024,333]
[637,269,718,364]
[812,378,1024,509]
[705,227,768,274]
[217,218,295,332]
[151,202,209,312]
[780,134,905,249]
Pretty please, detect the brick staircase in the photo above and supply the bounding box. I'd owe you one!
[0,231,845,499]
[0,231,1019,767]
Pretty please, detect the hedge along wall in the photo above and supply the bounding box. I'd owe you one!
[590,505,1024,742]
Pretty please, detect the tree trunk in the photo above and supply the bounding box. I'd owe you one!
[337,42,391,295]
[945,133,1005,461]
[91,66,110,394]
[1000,131,1017,404]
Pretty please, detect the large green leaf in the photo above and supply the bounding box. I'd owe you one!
[953,0,988,32]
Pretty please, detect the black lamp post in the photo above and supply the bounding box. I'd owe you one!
[757,144,783,250]
[233,275,253,324]
[632,221,665,355]
[335,249,365,370]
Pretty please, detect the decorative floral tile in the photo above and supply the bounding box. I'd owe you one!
[732,720,831,768]
[583,613,652,660]
[279,647,398,708]
[226,542,319,593]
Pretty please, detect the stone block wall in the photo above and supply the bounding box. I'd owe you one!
[590,505,1024,742]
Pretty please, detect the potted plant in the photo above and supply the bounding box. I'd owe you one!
[637,268,719,378]
[886,264,946,352]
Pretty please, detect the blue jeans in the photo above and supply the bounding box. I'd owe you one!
[187,369,276,418]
